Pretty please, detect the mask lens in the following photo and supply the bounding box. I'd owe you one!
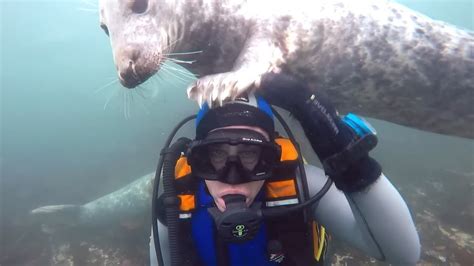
[208,145,229,170]
[208,143,262,171]
[188,138,280,182]
[237,145,262,171]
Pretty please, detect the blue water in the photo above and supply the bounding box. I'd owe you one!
[396,0,473,30]
[1,0,473,264]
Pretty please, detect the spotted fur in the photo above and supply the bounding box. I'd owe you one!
[99,0,474,138]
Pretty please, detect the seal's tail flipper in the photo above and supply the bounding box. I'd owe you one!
[30,204,82,233]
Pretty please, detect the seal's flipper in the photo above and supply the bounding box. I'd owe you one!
[30,204,82,233]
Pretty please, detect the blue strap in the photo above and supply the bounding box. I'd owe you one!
[196,103,210,127]
[256,95,274,120]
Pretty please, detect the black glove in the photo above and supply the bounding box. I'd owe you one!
[260,72,381,192]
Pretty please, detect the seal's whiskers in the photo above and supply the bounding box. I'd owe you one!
[161,62,196,79]
[159,64,195,84]
[103,87,120,111]
[166,58,196,65]
[96,78,148,118]
[80,0,97,8]
[162,36,184,54]
[159,67,191,84]
[163,51,203,56]
[125,88,146,119]
[134,85,148,100]
[78,0,97,13]
[103,85,152,118]
[77,8,98,13]
[122,90,131,120]
[94,79,119,94]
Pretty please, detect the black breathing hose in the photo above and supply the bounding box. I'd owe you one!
[162,137,191,266]
[152,115,196,266]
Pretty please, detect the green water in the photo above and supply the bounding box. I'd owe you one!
[1,0,473,265]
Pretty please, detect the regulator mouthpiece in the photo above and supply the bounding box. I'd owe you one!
[207,194,262,242]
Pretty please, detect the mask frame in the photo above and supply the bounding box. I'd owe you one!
[187,133,282,184]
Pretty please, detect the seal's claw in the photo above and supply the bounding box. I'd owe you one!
[187,72,260,108]
[218,96,224,107]
[211,89,219,103]
[186,85,197,101]
[197,93,203,108]
[231,89,239,101]
[220,87,231,104]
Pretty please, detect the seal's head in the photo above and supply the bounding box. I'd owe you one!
[99,0,178,88]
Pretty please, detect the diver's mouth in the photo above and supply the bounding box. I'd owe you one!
[215,192,250,212]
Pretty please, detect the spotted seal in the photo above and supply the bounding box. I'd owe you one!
[31,172,154,230]
[98,0,474,138]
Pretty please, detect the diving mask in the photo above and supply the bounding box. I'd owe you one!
[187,129,281,184]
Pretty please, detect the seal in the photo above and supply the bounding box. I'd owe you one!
[27,174,155,265]
[31,172,154,229]
[98,0,474,138]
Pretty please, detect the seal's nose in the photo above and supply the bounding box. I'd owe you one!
[116,46,142,88]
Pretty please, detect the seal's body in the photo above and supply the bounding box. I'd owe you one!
[31,173,154,228]
[99,0,474,138]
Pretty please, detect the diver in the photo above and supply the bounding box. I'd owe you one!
[151,74,421,265]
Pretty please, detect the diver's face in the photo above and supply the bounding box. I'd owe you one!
[205,126,268,212]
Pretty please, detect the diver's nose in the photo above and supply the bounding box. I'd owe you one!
[224,164,244,185]
[116,45,142,88]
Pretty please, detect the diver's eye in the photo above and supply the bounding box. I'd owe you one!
[100,23,109,36]
[130,0,148,14]
[238,148,261,165]
[209,148,227,160]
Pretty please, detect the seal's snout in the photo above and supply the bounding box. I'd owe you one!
[116,46,144,88]
[118,66,140,89]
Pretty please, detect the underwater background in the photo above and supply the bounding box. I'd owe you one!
[1,0,473,265]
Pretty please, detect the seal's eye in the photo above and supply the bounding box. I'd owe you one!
[130,0,148,14]
[100,23,109,36]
